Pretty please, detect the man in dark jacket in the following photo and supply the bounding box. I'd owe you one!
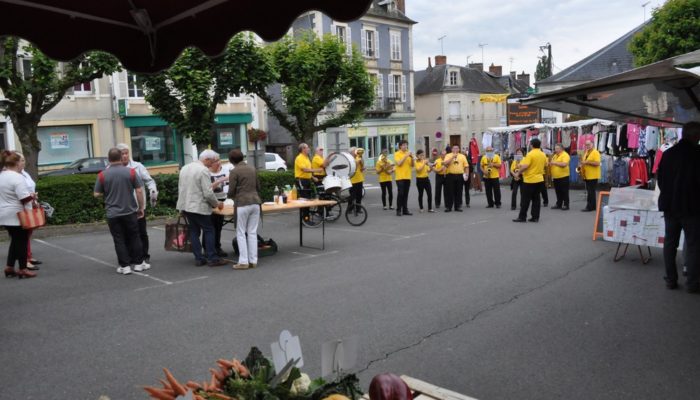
[657,121,700,292]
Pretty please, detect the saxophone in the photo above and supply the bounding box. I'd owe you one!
[576,150,588,180]
[513,161,522,181]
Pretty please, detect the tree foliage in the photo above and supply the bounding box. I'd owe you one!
[535,55,551,81]
[137,33,275,152]
[258,32,375,143]
[630,0,700,66]
[0,37,120,178]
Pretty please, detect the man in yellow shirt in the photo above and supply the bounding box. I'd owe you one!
[513,138,547,223]
[444,144,469,212]
[415,149,434,212]
[311,147,327,183]
[394,140,414,216]
[480,146,502,208]
[376,148,394,210]
[294,143,322,191]
[549,143,571,210]
[580,140,601,212]
[350,148,366,209]
[433,149,447,209]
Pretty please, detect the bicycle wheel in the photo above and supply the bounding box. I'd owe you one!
[324,195,342,222]
[301,207,325,228]
[345,203,368,226]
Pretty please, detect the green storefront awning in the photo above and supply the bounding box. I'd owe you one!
[122,113,252,128]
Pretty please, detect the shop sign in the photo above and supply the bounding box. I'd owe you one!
[507,103,540,125]
[219,131,233,146]
[144,136,162,151]
[378,125,408,135]
[50,132,69,149]
[348,127,367,137]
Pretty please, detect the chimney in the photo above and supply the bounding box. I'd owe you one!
[428,57,432,68]
[488,63,502,76]
[468,63,483,71]
[517,71,531,87]
[435,55,447,66]
[510,71,517,80]
[395,0,405,13]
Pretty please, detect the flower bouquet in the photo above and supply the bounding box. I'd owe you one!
[144,347,362,400]
[248,128,268,142]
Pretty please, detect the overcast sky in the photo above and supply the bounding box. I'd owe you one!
[406,0,666,81]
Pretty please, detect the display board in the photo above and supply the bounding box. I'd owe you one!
[593,191,610,240]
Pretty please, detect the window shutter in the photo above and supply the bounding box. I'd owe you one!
[361,29,367,56]
[388,75,395,99]
[401,75,407,102]
[377,73,384,100]
[331,23,336,37]
[346,26,352,55]
[375,30,380,59]
[117,71,128,99]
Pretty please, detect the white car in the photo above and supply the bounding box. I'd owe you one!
[265,152,288,171]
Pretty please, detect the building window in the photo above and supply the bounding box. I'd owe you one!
[211,124,243,157]
[390,31,401,61]
[21,59,33,80]
[370,73,384,108]
[73,81,92,94]
[0,123,6,151]
[449,71,458,86]
[37,125,93,165]
[388,74,406,102]
[335,24,352,55]
[127,73,144,98]
[380,134,408,153]
[449,101,461,120]
[130,126,179,165]
[350,137,366,152]
[362,29,378,58]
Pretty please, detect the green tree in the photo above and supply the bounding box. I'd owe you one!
[137,33,275,153]
[258,32,375,143]
[0,37,120,178]
[535,56,550,81]
[630,0,700,66]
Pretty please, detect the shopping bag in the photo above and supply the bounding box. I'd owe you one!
[164,215,191,252]
[17,203,46,229]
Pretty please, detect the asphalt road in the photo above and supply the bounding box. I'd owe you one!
[2,175,699,400]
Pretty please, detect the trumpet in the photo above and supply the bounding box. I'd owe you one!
[512,166,522,181]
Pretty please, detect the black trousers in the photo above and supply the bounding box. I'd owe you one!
[518,181,544,220]
[445,174,463,210]
[464,173,471,206]
[4,225,28,270]
[553,177,570,207]
[211,213,225,251]
[584,179,598,210]
[351,182,364,205]
[541,183,549,205]
[663,214,699,288]
[137,217,150,261]
[416,177,433,210]
[396,179,410,214]
[107,213,143,267]
[434,174,445,207]
[484,177,501,206]
[511,179,523,209]
[380,181,393,207]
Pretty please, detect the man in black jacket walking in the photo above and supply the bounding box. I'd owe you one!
[657,121,700,293]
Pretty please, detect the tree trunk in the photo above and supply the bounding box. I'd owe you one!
[16,119,41,181]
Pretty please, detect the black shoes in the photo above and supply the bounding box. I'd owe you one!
[562,206,569,210]
[215,248,228,257]
[403,212,413,216]
[444,209,452,212]
[581,208,594,212]
[208,259,228,267]
[454,208,463,212]
[512,218,526,223]
[551,205,562,209]
[194,259,207,267]
[496,205,501,208]
[486,205,494,208]
[528,218,539,222]
[511,206,516,210]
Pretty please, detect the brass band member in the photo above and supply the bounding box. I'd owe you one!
[513,138,547,223]
[480,146,502,208]
[580,140,601,212]
[549,143,571,210]
[510,148,525,210]
[350,148,366,209]
[376,148,394,210]
[444,144,469,212]
[433,149,447,209]
[311,147,328,183]
[415,149,434,213]
[294,143,323,192]
[394,140,414,216]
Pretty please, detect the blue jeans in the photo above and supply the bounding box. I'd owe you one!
[184,211,218,262]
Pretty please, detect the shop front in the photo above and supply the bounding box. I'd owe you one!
[36,123,99,167]
[348,123,413,166]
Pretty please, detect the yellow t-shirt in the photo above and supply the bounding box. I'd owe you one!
[582,149,601,180]
[394,150,413,181]
[445,153,468,175]
[350,156,364,184]
[415,159,430,178]
[433,158,446,176]
[510,159,522,174]
[480,154,502,179]
[294,153,312,179]
[521,149,547,183]
[311,154,326,177]
[376,158,393,183]
[550,151,571,179]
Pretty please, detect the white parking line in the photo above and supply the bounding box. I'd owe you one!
[134,276,209,291]
[289,250,340,259]
[33,238,173,284]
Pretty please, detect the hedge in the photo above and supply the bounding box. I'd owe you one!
[36,170,295,225]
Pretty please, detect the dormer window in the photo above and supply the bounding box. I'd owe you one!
[449,71,458,86]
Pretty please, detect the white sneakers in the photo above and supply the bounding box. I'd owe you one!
[116,266,132,275]
[117,261,150,275]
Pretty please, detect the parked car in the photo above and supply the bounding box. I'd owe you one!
[38,157,108,177]
[265,152,287,171]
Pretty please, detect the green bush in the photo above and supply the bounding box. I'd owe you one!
[36,170,295,225]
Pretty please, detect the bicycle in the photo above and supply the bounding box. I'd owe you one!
[300,181,367,227]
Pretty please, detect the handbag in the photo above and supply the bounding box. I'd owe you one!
[164,214,192,252]
[17,202,46,229]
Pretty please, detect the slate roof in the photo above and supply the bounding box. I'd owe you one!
[538,21,649,85]
[491,74,530,95]
[365,0,417,24]
[414,65,508,95]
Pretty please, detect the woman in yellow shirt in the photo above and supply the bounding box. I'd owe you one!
[394,140,414,216]
[376,148,394,210]
[549,144,571,210]
[510,147,525,210]
[350,148,366,209]
[433,150,447,209]
[415,149,434,213]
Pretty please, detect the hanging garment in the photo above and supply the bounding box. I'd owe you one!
[627,123,641,148]
[598,131,608,152]
[491,131,502,152]
[607,129,615,152]
[482,132,493,149]
[652,143,673,174]
[612,158,629,186]
[469,138,480,165]
[645,126,660,150]
[629,158,649,187]
[562,129,572,148]
[638,127,648,157]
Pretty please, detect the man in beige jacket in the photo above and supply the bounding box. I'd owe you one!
[176,150,226,267]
